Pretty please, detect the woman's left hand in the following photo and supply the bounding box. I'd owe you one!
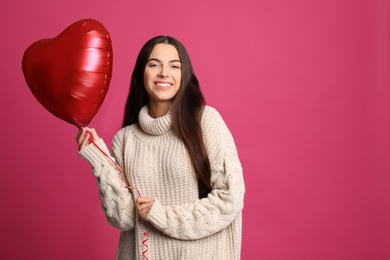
[136,197,155,221]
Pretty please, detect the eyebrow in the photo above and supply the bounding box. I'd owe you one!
[148,58,181,63]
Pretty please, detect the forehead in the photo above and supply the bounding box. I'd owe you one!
[149,43,180,60]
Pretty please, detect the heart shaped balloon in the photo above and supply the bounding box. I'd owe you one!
[22,18,113,128]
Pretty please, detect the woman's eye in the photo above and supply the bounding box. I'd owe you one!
[171,64,181,69]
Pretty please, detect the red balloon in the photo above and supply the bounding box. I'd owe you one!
[22,18,113,128]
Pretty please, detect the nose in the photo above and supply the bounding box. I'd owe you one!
[158,66,169,77]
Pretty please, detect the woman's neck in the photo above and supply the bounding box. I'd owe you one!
[148,101,172,118]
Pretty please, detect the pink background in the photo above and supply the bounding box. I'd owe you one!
[1,0,389,259]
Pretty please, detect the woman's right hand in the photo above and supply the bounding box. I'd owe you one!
[76,127,100,151]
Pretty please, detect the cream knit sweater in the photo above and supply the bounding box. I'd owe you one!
[79,105,245,260]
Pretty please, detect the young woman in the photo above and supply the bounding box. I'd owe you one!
[76,36,245,260]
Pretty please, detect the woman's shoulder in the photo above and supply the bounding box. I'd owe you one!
[112,124,137,146]
[202,105,226,126]
[202,105,222,119]
[114,125,131,137]
[203,105,218,113]
[201,105,233,141]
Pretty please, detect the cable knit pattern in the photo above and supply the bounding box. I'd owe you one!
[79,105,245,260]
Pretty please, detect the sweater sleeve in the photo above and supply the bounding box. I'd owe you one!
[146,107,245,240]
[78,133,136,231]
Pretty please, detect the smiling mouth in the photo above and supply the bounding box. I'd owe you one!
[155,82,172,89]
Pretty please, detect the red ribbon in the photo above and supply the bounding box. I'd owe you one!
[90,139,151,259]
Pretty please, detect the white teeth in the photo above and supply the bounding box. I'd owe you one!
[156,83,171,87]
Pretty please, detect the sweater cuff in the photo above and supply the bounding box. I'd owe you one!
[147,198,167,230]
[78,138,111,167]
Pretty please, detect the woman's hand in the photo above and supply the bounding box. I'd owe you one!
[76,127,100,151]
[136,197,155,221]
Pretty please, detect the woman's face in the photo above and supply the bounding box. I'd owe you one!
[144,43,182,106]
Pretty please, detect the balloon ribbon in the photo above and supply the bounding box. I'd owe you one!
[89,138,150,260]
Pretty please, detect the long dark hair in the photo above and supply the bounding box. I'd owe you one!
[123,36,211,198]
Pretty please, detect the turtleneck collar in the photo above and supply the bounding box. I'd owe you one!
[138,105,173,135]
